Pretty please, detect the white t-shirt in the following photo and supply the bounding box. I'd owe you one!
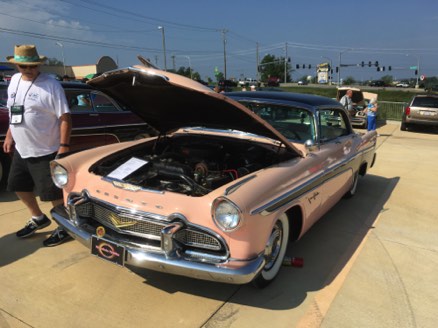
[7,73,70,158]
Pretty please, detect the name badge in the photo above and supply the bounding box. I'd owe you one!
[10,105,24,124]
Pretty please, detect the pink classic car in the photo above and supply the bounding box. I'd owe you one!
[50,65,377,288]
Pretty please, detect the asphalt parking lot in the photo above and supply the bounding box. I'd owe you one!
[1,122,437,328]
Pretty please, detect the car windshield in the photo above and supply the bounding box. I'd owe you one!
[412,97,438,108]
[239,102,315,143]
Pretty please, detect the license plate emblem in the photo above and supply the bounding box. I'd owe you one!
[91,236,125,266]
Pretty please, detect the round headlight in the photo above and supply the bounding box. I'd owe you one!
[212,198,242,232]
[52,163,69,188]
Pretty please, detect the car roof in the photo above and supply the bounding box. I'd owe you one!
[226,91,343,112]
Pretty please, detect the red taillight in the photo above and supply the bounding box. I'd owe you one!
[405,106,411,116]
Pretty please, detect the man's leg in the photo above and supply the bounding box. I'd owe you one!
[16,191,43,217]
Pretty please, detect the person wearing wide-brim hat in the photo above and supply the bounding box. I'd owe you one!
[3,44,73,247]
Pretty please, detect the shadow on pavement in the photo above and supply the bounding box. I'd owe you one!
[0,231,49,267]
[126,174,398,310]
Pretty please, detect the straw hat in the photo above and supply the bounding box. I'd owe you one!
[6,45,47,65]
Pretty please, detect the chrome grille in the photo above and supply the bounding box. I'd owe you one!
[174,230,221,251]
[73,200,222,251]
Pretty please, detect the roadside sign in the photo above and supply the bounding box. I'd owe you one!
[409,66,418,70]
[420,75,426,81]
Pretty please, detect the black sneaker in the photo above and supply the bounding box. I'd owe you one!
[16,215,51,238]
[43,227,72,247]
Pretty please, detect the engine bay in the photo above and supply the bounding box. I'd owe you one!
[91,134,296,196]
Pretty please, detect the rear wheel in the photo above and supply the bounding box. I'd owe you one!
[400,121,407,131]
[252,213,289,288]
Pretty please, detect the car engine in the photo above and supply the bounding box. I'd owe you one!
[91,135,296,196]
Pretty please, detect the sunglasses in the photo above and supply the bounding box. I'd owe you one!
[18,65,38,69]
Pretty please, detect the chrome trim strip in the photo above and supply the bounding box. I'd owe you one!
[224,175,257,195]
[251,148,370,215]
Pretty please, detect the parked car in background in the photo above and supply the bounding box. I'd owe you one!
[368,80,386,87]
[401,95,438,131]
[336,87,378,129]
[0,81,155,186]
[218,79,237,89]
[267,76,280,87]
[396,82,409,88]
[49,65,377,288]
[297,80,308,85]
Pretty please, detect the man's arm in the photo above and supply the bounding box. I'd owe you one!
[3,128,14,154]
[58,113,72,154]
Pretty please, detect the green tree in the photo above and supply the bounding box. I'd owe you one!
[259,54,290,83]
[381,75,393,86]
[47,57,63,66]
[344,76,356,85]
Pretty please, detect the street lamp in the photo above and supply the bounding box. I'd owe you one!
[184,56,192,79]
[321,56,333,85]
[158,26,167,71]
[338,48,352,86]
[55,41,66,77]
[406,54,420,89]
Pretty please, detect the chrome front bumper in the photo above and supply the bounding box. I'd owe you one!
[51,205,265,284]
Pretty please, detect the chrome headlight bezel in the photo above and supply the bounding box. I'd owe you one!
[212,197,243,232]
[51,162,69,188]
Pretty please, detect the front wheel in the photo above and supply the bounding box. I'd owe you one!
[252,213,290,288]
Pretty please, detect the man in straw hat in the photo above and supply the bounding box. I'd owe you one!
[3,44,72,246]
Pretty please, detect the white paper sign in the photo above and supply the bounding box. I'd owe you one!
[107,157,148,180]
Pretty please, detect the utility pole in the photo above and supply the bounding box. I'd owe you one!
[158,26,167,71]
[222,29,228,80]
[284,42,288,84]
[256,42,260,82]
[171,55,176,71]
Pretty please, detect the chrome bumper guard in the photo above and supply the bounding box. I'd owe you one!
[51,205,265,284]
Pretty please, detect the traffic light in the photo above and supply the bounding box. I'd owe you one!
[415,70,418,75]
[336,67,339,73]
[368,61,372,67]
[377,67,380,72]
[375,61,379,67]
[308,64,311,69]
[296,64,299,69]
[302,64,305,69]
[388,66,392,71]
[361,61,364,67]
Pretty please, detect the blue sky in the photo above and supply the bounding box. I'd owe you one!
[1,0,437,82]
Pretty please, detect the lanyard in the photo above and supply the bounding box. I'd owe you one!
[12,73,39,107]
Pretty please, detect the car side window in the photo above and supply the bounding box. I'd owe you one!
[319,109,350,142]
[92,92,121,112]
[66,91,93,113]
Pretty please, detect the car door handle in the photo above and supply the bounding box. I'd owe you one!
[89,113,99,117]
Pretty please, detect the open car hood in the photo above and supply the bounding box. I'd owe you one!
[88,66,305,157]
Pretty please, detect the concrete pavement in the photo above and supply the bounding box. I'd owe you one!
[0,122,437,328]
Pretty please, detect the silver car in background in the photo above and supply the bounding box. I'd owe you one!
[401,95,438,131]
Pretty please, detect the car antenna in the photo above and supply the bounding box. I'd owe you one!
[137,55,159,69]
